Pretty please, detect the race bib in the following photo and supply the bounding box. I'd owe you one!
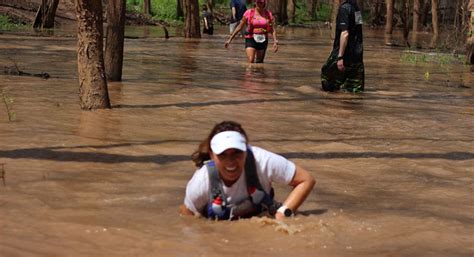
[355,11,363,25]
[253,34,266,43]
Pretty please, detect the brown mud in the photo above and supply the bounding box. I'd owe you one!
[0,26,473,257]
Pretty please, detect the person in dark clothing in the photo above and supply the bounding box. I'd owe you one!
[202,5,214,35]
[321,0,364,93]
[229,0,247,35]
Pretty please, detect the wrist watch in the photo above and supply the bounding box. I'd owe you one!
[277,205,293,217]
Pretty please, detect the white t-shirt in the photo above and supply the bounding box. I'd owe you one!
[184,145,296,214]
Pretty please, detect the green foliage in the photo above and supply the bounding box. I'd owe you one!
[151,0,179,21]
[0,15,27,31]
[294,2,331,24]
[400,51,465,65]
[314,3,332,22]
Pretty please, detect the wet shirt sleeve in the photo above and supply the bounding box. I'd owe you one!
[183,167,209,214]
[336,4,351,31]
[251,146,296,190]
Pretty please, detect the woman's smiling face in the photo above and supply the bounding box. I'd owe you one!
[211,148,247,186]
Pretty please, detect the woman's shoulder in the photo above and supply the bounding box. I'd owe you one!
[248,145,276,159]
[264,9,273,18]
[190,164,210,183]
[243,8,253,17]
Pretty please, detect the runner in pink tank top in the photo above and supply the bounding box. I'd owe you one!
[224,0,279,63]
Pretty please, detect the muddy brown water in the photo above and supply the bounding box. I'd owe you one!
[0,25,473,257]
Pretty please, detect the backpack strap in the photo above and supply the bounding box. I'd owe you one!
[244,148,264,192]
[206,160,230,219]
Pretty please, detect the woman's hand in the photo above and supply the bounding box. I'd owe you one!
[275,211,285,220]
[273,41,279,53]
[224,39,232,48]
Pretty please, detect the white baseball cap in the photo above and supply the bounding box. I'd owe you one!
[210,131,247,155]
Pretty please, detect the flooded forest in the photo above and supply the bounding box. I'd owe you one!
[1,0,473,256]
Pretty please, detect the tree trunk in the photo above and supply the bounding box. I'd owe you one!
[385,0,394,34]
[74,0,111,110]
[331,0,341,39]
[413,0,420,32]
[467,0,474,65]
[370,0,384,25]
[412,0,421,46]
[288,0,295,23]
[280,0,288,24]
[105,0,126,81]
[431,0,439,37]
[357,0,364,13]
[184,0,201,38]
[268,0,287,24]
[177,0,184,18]
[143,0,151,16]
[33,0,60,29]
[207,0,214,14]
[307,0,316,19]
[400,0,410,46]
[420,0,431,27]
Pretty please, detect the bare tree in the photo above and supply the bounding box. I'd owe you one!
[400,0,410,46]
[431,0,439,45]
[385,0,394,33]
[412,0,421,46]
[331,0,341,39]
[357,0,363,13]
[184,0,201,38]
[288,0,295,23]
[177,0,184,18]
[370,0,384,25]
[105,0,126,81]
[307,0,317,19]
[144,0,151,16]
[74,0,111,110]
[33,0,60,29]
[413,0,421,32]
[467,0,473,65]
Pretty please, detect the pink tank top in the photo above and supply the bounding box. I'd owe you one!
[243,9,273,39]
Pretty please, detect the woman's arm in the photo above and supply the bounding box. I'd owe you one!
[225,16,247,48]
[271,20,278,52]
[179,204,195,216]
[275,165,316,220]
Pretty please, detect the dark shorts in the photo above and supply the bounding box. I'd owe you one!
[321,54,365,93]
[245,37,268,51]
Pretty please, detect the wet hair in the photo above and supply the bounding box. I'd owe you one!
[191,121,249,168]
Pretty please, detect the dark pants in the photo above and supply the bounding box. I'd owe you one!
[321,54,365,93]
[203,26,214,35]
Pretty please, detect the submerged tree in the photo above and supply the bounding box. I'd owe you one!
[184,0,201,38]
[105,0,126,81]
[468,0,474,65]
[177,0,184,18]
[144,0,151,16]
[430,0,439,47]
[385,0,394,34]
[330,0,341,39]
[74,0,111,110]
[412,0,421,46]
[33,0,60,29]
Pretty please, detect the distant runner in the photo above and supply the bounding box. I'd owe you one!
[321,0,365,93]
[225,0,279,63]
